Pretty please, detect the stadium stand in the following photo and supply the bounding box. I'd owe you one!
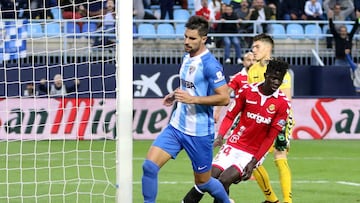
[174,9,191,21]
[50,6,62,20]
[65,21,81,37]
[346,24,353,32]
[304,24,323,39]
[138,23,156,39]
[286,23,305,39]
[0,17,358,67]
[175,23,186,38]
[45,22,62,37]
[0,20,27,61]
[27,23,44,38]
[157,23,175,39]
[187,0,195,10]
[270,23,287,39]
[133,23,138,39]
[82,22,98,35]
[322,25,329,35]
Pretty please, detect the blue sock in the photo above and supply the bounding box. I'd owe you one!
[142,159,160,203]
[197,177,230,203]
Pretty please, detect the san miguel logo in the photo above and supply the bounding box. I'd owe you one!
[0,98,173,140]
[0,98,117,140]
[293,98,334,139]
[292,98,360,139]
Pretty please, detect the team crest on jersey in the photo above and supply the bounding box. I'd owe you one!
[189,65,196,75]
[266,104,276,114]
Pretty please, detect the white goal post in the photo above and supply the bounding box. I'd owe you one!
[117,0,133,203]
[0,0,132,202]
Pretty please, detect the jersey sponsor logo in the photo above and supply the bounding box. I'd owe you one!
[246,112,271,124]
[266,104,276,114]
[181,79,196,89]
[214,71,225,83]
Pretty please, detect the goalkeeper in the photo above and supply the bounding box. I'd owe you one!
[247,33,294,203]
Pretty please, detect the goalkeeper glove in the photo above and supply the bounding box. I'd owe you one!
[275,127,288,151]
[285,114,295,138]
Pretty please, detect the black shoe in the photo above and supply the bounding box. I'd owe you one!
[262,201,280,203]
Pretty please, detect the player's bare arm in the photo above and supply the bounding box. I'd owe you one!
[174,85,230,106]
[214,87,234,123]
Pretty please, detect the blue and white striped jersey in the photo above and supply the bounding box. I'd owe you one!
[170,50,227,136]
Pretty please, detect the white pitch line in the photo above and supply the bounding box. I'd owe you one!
[0,180,358,188]
[132,180,360,187]
[336,181,360,187]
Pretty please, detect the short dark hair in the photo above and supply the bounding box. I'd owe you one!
[266,58,289,78]
[185,15,209,37]
[253,33,274,48]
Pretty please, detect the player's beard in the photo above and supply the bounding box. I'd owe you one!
[184,44,192,53]
[184,43,201,56]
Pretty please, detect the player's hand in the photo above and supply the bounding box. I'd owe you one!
[174,89,194,104]
[163,92,176,106]
[275,127,288,151]
[213,136,223,148]
[242,157,257,181]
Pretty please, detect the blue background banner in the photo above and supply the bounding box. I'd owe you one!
[0,64,356,97]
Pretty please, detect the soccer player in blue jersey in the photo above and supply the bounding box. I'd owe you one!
[141,15,231,203]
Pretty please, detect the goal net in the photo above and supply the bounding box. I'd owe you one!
[0,1,119,202]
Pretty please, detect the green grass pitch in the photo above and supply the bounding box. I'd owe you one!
[133,140,360,203]
[1,140,360,202]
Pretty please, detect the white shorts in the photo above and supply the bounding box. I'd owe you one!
[212,144,265,173]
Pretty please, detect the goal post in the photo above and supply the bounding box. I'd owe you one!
[0,0,132,202]
[117,0,133,203]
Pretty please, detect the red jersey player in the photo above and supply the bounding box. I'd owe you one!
[227,52,256,93]
[182,58,291,203]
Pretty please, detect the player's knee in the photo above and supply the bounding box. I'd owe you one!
[142,159,160,177]
[217,175,233,190]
